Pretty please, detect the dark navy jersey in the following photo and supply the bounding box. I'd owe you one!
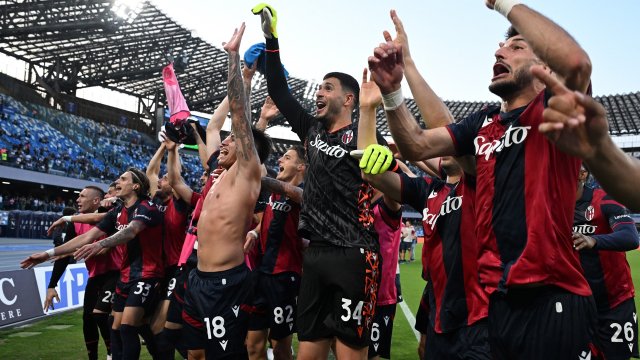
[574,186,637,312]
[447,90,590,296]
[258,183,304,275]
[400,173,488,333]
[153,195,191,267]
[266,37,385,251]
[96,199,164,283]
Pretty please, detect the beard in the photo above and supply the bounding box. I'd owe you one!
[488,63,536,99]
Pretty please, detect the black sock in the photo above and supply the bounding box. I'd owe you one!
[155,328,182,360]
[138,323,159,358]
[83,310,99,360]
[94,313,111,355]
[109,317,123,360]
[119,324,141,360]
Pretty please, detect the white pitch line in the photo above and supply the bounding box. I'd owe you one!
[398,300,421,342]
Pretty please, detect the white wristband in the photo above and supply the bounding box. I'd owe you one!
[62,215,72,222]
[249,230,259,239]
[494,0,521,18]
[382,88,404,111]
[45,248,55,258]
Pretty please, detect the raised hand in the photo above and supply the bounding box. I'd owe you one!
[223,23,246,54]
[163,135,177,151]
[252,3,278,39]
[385,10,412,60]
[260,96,280,121]
[20,252,49,269]
[360,68,382,110]
[368,41,404,95]
[530,65,608,160]
[43,288,60,312]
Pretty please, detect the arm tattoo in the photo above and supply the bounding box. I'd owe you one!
[261,177,303,204]
[99,221,145,248]
[228,51,258,164]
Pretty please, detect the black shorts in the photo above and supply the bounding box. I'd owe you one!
[182,264,253,359]
[167,264,194,325]
[400,241,412,252]
[593,297,639,359]
[248,271,300,340]
[415,284,430,335]
[84,270,119,314]
[162,264,180,301]
[112,278,162,315]
[297,245,380,348]
[425,318,491,360]
[368,304,397,359]
[488,286,597,360]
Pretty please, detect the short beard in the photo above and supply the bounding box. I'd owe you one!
[488,64,536,99]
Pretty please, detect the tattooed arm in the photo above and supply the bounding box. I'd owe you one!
[261,177,303,204]
[73,221,147,260]
[225,23,261,179]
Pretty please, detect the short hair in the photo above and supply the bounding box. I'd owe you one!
[126,167,150,198]
[505,26,520,40]
[84,185,105,199]
[290,145,306,164]
[251,128,272,164]
[323,72,360,109]
[108,181,117,188]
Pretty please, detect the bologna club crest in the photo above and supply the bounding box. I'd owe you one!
[341,130,354,145]
[585,205,595,221]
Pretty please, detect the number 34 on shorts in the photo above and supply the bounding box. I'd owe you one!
[341,298,365,324]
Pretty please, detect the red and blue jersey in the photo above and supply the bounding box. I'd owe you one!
[400,173,487,333]
[574,187,638,312]
[258,184,304,275]
[447,90,590,296]
[96,199,164,283]
[153,195,191,267]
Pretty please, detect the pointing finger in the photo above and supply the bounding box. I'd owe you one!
[530,65,570,96]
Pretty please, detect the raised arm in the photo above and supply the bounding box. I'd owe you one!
[255,96,280,131]
[254,3,314,139]
[357,68,381,149]
[368,41,456,161]
[225,23,261,179]
[165,138,194,202]
[487,0,591,92]
[205,96,229,164]
[146,142,166,194]
[387,10,453,129]
[260,177,303,204]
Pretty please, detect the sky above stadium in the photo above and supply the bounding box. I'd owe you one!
[151,0,640,102]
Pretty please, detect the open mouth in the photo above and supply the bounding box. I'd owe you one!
[316,100,326,111]
[492,62,510,80]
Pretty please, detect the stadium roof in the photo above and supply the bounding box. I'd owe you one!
[1,0,638,137]
[0,0,314,117]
